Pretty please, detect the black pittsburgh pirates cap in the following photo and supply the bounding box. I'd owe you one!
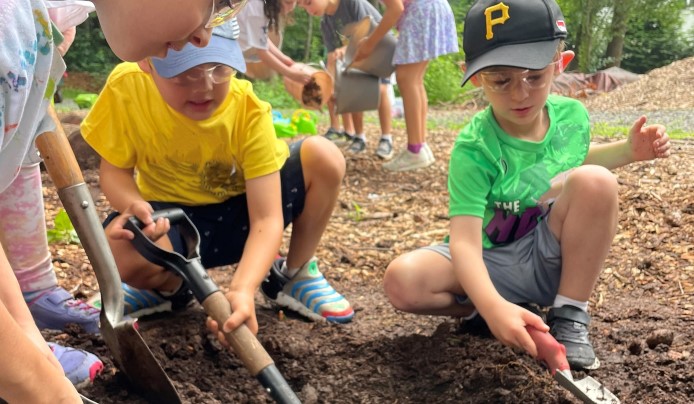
[461,0,567,86]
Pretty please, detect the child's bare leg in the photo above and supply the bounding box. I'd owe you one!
[327,97,340,130]
[285,137,345,269]
[547,165,619,301]
[384,249,474,317]
[352,111,364,135]
[325,53,341,131]
[342,113,355,134]
[396,61,429,145]
[104,225,181,292]
[378,83,392,135]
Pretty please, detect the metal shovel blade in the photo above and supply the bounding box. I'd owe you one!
[527,326,621,404]
[36,107,181,404]
[555,370,621,404]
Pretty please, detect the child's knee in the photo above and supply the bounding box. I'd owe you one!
[568,166,619,210]
[302,137,345,181]
[383,256,420,309]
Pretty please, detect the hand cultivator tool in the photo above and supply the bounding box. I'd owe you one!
[125,208,301,404]
[36,106,182,404]
[526,326,620,404]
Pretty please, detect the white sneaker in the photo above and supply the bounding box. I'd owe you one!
[422,143,436,164]
[382,149,434,171]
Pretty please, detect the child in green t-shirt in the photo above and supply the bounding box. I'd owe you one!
[82,22,354,337]
[383,0,671,371]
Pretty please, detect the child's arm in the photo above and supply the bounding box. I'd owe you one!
[256,47,312,83]
[99,160,168,242]
[584,116,671,170]
[221,172,285,335]
[354,0,403,62]
[267,41,293,67]
[449,215,547,357]
[0,247,80,403]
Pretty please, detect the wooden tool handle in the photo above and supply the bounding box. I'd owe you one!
[202,291,275,375]
[35,106,84,189]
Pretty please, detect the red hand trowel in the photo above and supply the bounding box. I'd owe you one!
[526,326,620,404]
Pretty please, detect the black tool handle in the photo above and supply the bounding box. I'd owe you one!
[124,209,218,301]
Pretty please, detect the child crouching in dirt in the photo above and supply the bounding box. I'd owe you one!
[81,21,355,337]
[383,0,671,371]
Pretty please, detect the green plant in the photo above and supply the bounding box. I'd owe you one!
[62,14,120,75]
[423,54,466,105]
[249,77,302,109]
[350,201,364,222]
[47,209,80,244]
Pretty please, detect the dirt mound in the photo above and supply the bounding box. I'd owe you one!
[584,56,694,111]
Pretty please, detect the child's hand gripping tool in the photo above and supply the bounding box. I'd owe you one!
[526,326,620,404]
[125,208,301,404]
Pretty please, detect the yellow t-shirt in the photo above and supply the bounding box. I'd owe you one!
[81,62,289,205]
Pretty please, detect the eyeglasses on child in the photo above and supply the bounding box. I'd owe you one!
[477,60,561,93]
[206,0,248,28]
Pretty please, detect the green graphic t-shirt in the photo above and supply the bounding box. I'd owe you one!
[448,95,590,249]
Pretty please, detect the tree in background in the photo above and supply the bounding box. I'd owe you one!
[604,0,633,67]
[62,14,119,76]
[620,0,694,73]
[558,0,692,73]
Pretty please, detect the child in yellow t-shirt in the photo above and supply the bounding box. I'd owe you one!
[81,22,354,336]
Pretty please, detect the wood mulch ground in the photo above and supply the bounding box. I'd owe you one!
[43,60,693,403]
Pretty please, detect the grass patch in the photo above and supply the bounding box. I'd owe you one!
[592,122,693,140]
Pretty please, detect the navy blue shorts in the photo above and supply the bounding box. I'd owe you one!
[105,140,306,269]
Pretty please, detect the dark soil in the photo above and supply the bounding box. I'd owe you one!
[301,78,323,109]
[43,108,694,404]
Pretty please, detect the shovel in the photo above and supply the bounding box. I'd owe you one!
[124,208,301,404]
[526,326,620,404]
[35,106,182,404]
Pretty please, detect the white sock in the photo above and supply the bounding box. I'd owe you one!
[553,294,588,312]
[355,133,366,141]
[380,134,392,141]
[280,261,301,278]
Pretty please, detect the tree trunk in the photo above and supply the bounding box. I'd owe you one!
[304,15,313,62]
[577,0,599,72]
[605,0,633,68]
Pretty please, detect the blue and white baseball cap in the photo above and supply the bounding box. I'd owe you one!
[151,18,246,77]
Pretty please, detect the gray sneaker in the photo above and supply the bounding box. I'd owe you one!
[375,137,394,160]
[348,137,367,154]
[323,128,351,146]
[547,305,599,370]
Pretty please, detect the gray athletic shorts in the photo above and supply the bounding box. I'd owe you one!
[423,218,561,307]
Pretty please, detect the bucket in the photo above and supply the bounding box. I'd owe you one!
[343,16,397,79]
[283,63,333,110]
[334,61,380,114]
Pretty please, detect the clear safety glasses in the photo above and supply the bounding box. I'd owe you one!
[477,60,560,93]
[206,0,248,28]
